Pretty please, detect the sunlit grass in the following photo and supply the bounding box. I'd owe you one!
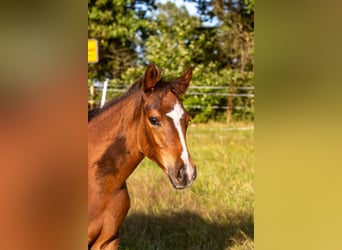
[121,122,254,249]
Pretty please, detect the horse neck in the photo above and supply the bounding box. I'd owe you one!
[88,92,145,189]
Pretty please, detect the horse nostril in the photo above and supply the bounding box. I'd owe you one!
[177,165,186,182]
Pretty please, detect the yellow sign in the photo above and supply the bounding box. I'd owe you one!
[88,39,98,63]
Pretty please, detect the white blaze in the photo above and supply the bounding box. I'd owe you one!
[166,102,194,178]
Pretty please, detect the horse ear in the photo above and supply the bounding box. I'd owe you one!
[144,62,161,92]
[172,66,192,95]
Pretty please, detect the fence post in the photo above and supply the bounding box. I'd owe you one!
[100,79,109,108]
[89,84,95,109]
[226,84,236,124]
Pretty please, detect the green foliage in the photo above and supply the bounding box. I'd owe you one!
[88,0,152,80]
[244,0,255,14]
[144,2,201,71]
[88,0,254,122]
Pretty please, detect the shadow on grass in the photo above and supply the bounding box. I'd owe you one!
[119,210,253,250]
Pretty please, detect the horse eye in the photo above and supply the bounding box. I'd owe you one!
[149,117,160,126]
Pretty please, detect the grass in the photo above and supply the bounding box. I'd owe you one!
[120,122,254,249]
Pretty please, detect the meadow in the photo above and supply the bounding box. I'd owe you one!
[120,122,254,250]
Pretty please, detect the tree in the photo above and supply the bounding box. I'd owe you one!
[88,0,155,81]
[184,0,254,121]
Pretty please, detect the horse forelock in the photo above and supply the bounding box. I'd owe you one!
[146,79,182,99]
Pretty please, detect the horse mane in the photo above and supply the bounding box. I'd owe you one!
[88,78,144,123]
[88,108,102,122]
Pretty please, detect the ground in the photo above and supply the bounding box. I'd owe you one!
[120,122,254,250]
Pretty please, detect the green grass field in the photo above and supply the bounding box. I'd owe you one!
[120,122,254,250]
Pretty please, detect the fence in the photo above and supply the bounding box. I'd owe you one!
[88,84,254,122]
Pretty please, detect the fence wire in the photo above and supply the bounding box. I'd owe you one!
[88,85,254,111]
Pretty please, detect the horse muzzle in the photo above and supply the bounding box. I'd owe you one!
[168,164,197,189]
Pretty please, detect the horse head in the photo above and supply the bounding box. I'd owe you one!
[137,63,196,189]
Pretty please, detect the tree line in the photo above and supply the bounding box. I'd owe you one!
[88,0,254,122]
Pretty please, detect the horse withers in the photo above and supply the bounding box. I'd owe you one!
[88,63,197,249]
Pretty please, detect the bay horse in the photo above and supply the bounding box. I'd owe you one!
[88,63,197,249]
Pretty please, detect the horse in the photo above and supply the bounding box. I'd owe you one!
[88,63,197,249]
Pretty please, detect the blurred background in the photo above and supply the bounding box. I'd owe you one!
[88,0,254,124]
